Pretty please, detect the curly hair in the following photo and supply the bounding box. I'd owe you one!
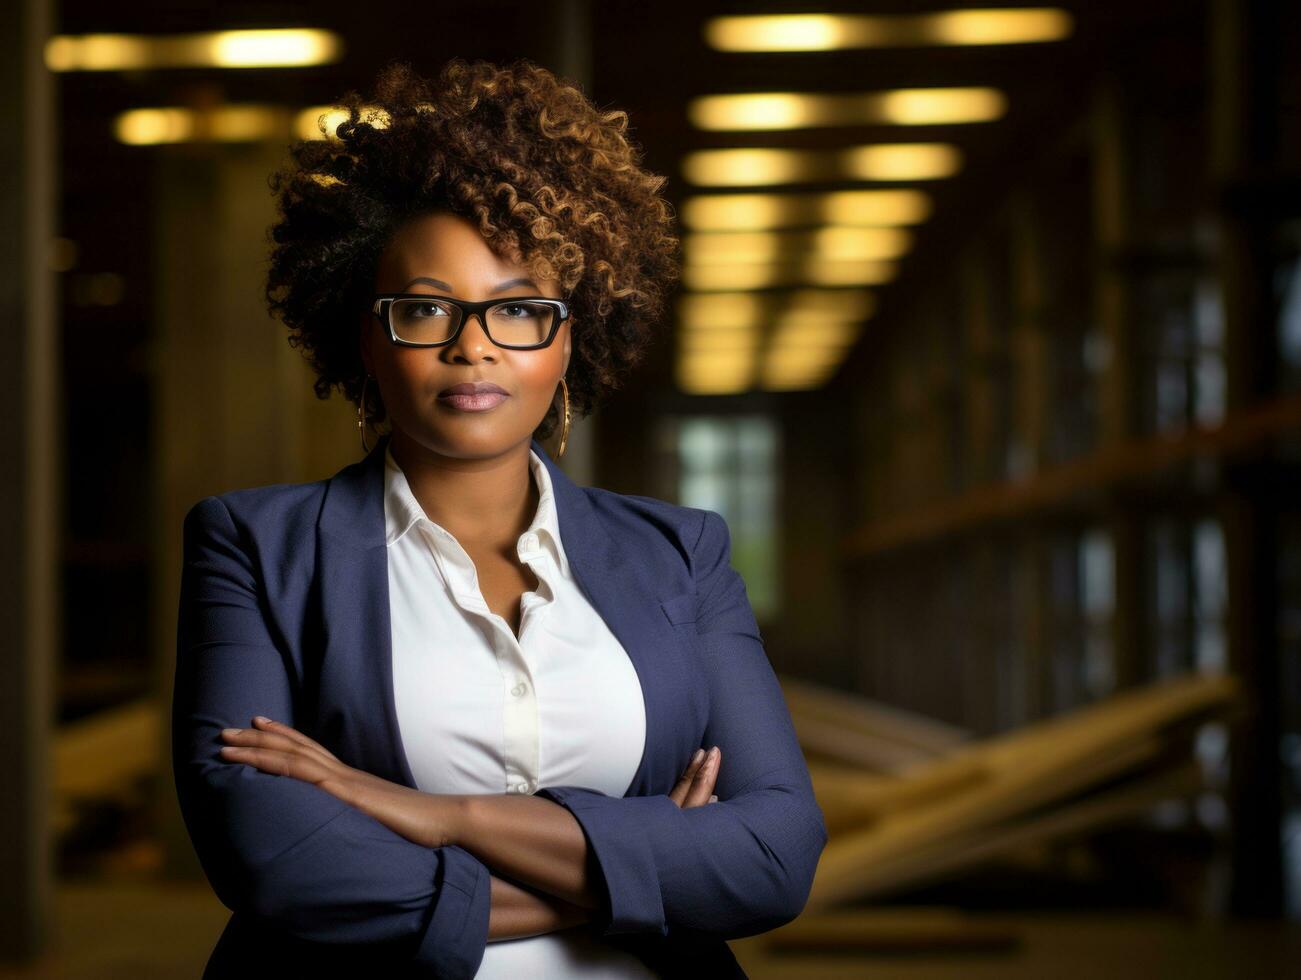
[264,58,681,440]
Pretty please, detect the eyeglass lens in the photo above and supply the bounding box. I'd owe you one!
[390,299,557,347]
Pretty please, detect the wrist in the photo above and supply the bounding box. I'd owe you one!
[443,792,474,849]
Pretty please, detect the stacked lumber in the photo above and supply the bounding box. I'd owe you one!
[770,671,1243,949]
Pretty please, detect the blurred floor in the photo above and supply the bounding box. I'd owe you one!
[1,875,1297,979]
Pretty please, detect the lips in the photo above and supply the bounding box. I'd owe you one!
[439,381,509,397]
[436,380,511,413]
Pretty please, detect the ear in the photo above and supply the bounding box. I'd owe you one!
[561,319,573,376]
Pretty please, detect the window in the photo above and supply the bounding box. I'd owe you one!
[663,415,779,621]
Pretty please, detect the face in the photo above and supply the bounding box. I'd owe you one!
[360,211,572,461]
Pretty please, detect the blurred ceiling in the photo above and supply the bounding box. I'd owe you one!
[52,0,1200,396]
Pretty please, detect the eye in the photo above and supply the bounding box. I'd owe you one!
[498,303,533,318]
[409,302,449,318]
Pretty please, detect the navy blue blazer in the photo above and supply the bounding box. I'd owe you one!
[172,431,827,978]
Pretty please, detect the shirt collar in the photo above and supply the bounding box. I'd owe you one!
[383,444,569,578]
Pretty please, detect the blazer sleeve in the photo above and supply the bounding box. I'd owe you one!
[534,509,828,940]
[172,495,491,979]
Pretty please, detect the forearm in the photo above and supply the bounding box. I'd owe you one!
[488,873,591,940]
[454,794,603,911]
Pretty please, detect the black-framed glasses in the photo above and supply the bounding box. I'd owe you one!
[371,293,570,350]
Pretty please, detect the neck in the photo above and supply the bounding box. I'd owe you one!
[386,428,539,553]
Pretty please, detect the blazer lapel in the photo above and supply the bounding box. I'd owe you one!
[315,432,705,798]
[315,435,416,788]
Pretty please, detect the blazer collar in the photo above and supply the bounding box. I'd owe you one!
[319,431,617,578]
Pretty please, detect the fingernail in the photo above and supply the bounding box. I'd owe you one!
[221,728,240,736]
[254,716,270,724]
[692,748,705,765]
[709,795,718,803]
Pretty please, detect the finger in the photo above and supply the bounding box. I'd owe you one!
[219,728,342,775]
[218,745,330,785]
[251,717,341,763]
[682,746,720,808]
[668,748,707,807]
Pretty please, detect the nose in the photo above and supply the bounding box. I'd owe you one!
[444,308,496,360]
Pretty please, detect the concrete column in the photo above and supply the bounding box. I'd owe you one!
[0,0,58,961]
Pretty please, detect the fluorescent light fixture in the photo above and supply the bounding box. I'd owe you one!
[684,144,960,186]
[678,288,875,329]
[704,9,1073,51]
[676,352,757,394]
[684,260,897,291]
[768,320,861,348]
[46,29,342,71]
[114,105,287,144]
[684,227,912,265]
[689,88,1006,131]
[682,189,931,231]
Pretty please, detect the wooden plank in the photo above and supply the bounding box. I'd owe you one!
[780,673,971,773]
[807,672,1240,908]
[829,755,1205,903]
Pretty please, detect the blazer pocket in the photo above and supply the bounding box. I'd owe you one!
[660,591,697,626]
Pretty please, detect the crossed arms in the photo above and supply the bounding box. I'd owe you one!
[173,496,827,979]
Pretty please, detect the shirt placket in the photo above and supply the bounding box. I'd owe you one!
[420,522,554,797]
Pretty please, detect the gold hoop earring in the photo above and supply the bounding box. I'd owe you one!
[557,377,571,459]
[358,374,373,453]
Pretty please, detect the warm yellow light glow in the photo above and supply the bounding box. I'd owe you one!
[761,343,847,390]
[844,144,961,180]
[704,9,1073,51]
[705,14,847,51]
[877,88,1006,125]
[209,30,340,67]
[683,148,812,186]
[45,34,147,71]
[682,189,931,231]
[294,104,391,140]
[113,105,288,144]
[684,261,896,291]
[207,106,283,141]
[760,360,843,391]
[683,144,959,186]
[684,227,911,265]
[931,9,1073,45]
[45,29,342,71]
[677,288,875,331]
[689,88,1005,131]
[676,350,756,394]
[679,330,762,352]
[114,109,195,145]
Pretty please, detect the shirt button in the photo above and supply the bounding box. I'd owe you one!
[514,782,530,793]
[511,682,527,697]
[522,533,539,551]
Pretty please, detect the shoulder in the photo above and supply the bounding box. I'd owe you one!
[182,477,329,554]
[578,485,730,573]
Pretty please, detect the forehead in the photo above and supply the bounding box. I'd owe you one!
[380,211,525,275]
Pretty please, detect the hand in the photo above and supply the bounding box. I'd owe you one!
[668,745,721,808]
[219,716,459,849]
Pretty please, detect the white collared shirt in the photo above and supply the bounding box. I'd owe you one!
[384,444,653,978]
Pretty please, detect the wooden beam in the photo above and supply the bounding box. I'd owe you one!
[843,393,1301,558]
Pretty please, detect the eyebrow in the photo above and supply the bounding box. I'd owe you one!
[402,276,540,295]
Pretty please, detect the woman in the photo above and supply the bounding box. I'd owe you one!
[172,58,826,979]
